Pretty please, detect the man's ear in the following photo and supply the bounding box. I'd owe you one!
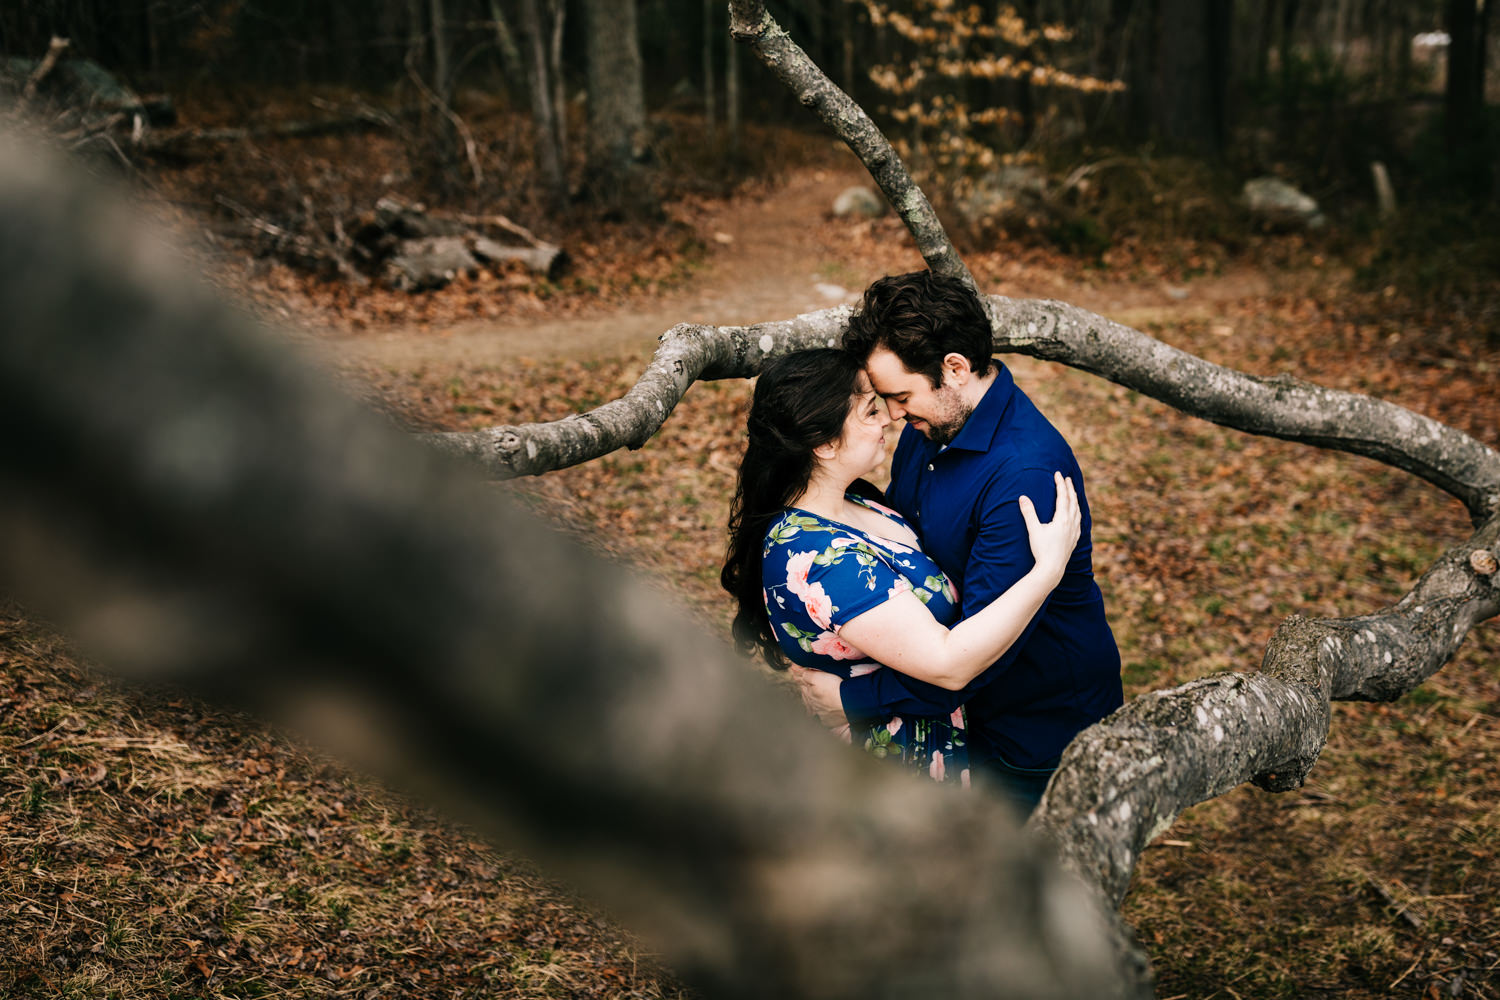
[941,352,973,386]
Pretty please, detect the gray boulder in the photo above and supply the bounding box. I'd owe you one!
[1243,177,1325,230]
[832,185,886,218]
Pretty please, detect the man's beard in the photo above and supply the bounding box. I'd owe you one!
[921,390,973,446]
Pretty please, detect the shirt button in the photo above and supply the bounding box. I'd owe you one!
[926,463,934,471]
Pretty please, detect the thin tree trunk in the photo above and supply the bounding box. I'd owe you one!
[839,0,855,97]
[1148,0,1229,151]
[704,0,717,136]
[487,0,528,98]
[516,0,566,204]
[1475,0,1491,116]
[1446,0,1482,186]
[430,0,450,100]
[1394,0,1410,98]
[549,0,568,167]
[726,15,741,159]
[584,0,649,203]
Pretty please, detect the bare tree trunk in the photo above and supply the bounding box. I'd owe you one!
[549,0,568,167]
[704,0,717,137]
[487,0,528,102]
[839,0,855,97]
[429,0,450,100]
[515,0,567,204]
[583,0,650,207]
[406,0,466,191]
[726,12,741,159]
[1445,0,1488,192]
[1142,0,1230,151]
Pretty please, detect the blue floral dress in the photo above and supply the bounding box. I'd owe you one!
[762,494,970,785]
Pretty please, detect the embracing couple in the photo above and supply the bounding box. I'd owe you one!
[722,271,1123,815]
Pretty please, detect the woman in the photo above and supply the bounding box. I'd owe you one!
[722,348,1079,784]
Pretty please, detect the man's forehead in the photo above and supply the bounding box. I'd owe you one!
[864,350,922,393]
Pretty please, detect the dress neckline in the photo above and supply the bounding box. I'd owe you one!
[785,495,919,552]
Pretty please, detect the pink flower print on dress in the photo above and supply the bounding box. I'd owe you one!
[886,717,902,736]
[847,662,881,678]
[784,550,817,596]
[801,581,834,629]
[886,578,913,602]
[961,768,971,789]
[809,631,865,660]
[929,750,946,782]
[950,708,965,729]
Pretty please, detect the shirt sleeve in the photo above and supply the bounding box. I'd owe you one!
[953,464,1058,680]
[837,465,1061,724]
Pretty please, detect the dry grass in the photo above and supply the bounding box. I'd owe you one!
[0,610,688,998]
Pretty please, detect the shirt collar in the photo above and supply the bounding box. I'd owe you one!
[944,363,1015,453]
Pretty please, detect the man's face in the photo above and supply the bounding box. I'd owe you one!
[864,347,972,446]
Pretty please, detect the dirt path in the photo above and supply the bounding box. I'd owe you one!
[314,164,1277,371]
[318,165,892,369]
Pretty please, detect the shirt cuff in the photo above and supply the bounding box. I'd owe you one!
[839,671,884,728]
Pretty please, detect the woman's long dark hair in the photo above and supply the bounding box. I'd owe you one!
[721,348,882,668]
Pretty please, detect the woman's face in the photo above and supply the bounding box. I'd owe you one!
[834,373,893,477]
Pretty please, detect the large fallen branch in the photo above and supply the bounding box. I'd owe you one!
[0,133,1136,1000]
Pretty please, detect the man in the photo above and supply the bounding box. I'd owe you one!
[794,270,1123,813]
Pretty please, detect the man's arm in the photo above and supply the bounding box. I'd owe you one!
[954,465,1063,674]
[834,465,1065,724]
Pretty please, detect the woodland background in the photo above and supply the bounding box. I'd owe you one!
[2,0,1499,997]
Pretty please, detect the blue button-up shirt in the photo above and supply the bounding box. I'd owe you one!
[839,365,1123,771]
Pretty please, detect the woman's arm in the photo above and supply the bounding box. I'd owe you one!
[836,472,1080,691]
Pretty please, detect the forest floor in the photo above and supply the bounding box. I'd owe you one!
[4,109,1500,1000]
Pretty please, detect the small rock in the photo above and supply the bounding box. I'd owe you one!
[1243,177,1325,231]
[832,186,885,218]
[953,164,1049,227]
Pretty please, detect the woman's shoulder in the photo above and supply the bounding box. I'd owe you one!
[848,493,907,525]
[761,509,847,578]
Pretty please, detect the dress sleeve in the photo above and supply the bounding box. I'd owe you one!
[800,540,905,631]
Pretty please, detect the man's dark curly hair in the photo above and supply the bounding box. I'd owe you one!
[843,271,994,388]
